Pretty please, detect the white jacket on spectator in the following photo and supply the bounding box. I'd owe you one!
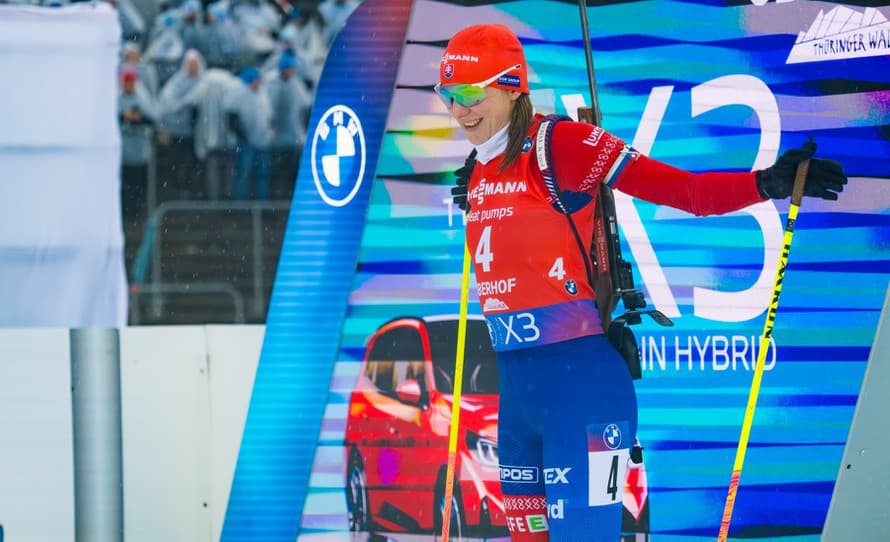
[198,1,243,67]
[158,48,206,138]
[146,7,184,62]
[232,0,280,54]
[289,14,327,86]
[318,0,359,45]
[260,23,299,74]
[179,1,205,54]
[225,77,271,149]
[192,68,241,159]
[115,0,147,42]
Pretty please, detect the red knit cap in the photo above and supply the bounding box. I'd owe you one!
[439,24,529,94]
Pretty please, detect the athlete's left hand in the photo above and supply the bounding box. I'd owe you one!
[451,150,476,211]
[756,140,847,201]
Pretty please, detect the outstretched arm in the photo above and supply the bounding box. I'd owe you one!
[551,121,847,216]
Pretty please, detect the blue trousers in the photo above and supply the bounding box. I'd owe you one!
[497,334,638,542]
[233,144,270,200]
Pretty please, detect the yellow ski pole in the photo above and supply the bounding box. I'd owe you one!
[718,154,811,541]
[441,241,472,542]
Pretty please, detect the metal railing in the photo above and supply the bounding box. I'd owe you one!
[131,200,290,323]
[129,282,247,324]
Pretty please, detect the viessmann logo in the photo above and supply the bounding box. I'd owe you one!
[786,6,890,64]
[470,178,527,206]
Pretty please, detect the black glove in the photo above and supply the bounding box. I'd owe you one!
[450,149,477,211]
[756,140,847,201]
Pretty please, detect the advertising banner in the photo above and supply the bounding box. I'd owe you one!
[231,0,890,540]
[0,3,127,328]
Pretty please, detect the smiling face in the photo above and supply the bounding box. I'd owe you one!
[450,87,520,145]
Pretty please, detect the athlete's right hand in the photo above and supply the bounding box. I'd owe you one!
[451,150,476,211]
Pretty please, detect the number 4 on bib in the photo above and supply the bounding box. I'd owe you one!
[548,257,566,280]
[475,225,494,272]
[586,421,630,507]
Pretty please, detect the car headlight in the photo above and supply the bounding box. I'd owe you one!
[465,431,498,467]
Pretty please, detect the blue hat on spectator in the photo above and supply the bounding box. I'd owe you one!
[240,67,261,85]
[163,12,179,28]
[279,50,296,72]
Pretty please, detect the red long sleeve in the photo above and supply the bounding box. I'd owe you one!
[614,154,766,216]
[549,119,766,216]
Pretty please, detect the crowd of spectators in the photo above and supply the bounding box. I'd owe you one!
[109,0,360,221]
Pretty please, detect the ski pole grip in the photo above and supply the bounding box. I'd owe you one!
[791,158,809,207]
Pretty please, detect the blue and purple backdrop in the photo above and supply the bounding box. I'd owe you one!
[224,0,890,540]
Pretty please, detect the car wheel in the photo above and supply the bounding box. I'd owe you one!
[433,475,465,542]
[346,450,370,533]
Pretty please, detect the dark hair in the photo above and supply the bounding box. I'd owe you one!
[501,93,534,171]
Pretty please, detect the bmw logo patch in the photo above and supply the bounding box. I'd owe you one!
[565,279,578,295]
[603,423,622,450]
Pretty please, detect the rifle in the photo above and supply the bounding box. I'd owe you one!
[574,1,672,378]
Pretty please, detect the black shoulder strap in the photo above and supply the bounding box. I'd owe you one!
[534,114,597,294]
[535,114,573,213]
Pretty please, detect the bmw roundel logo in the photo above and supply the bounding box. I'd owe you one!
[310,104,366,207]
[565,279,578,295]
[603,423,622,450]
[522,137,532,152]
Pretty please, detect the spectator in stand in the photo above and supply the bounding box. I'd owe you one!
[148,1,181,44]
[232,0,281,57]
[145,5,184,81]
[260,21,298,74]
[226,67,271,200]
[118,70,157,220]
[158,48,207,198]
[106,0,146,43]
[179,0,205,53]
[120,42,159,96]
[287,4,327,88]
[265,50,311,199]
[193,68,240,200]
[318,0,359,46]
[198,2,243,70]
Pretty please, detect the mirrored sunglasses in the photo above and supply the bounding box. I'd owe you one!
[435,63,522,109]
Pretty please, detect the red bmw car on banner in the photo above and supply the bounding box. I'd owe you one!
[344,315,649,540]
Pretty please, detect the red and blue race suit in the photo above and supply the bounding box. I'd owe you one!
[465,114,764,541]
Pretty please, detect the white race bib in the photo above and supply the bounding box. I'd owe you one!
[587,422,630,507]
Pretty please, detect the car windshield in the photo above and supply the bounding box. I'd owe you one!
[426,320,498,394]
